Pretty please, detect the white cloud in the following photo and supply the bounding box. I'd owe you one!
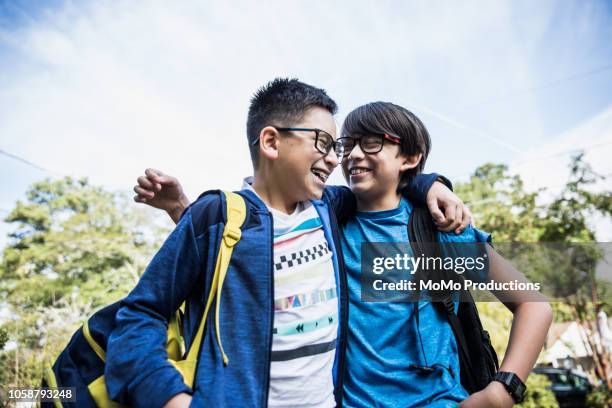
[0,0,608,243]
[0,0,547,192]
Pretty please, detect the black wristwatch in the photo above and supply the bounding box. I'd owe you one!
[494,371,526,403]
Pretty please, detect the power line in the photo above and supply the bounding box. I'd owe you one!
[412,63,612,160]
[511,140,612,166]
[448,140,612,181]
[0,149,62,176]
[460,63,612,109]
[407,102,525,154]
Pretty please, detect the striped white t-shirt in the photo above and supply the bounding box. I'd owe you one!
[243,180,338,408]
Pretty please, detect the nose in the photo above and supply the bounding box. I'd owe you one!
[348,142,365,160]
[324,147,340,168]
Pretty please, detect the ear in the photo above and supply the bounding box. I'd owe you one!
[399,153,422,172]
[258,126,280,162]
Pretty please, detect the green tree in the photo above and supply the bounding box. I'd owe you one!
[0,177,166,387]
[455,162,545,243]
[457,154,612,389]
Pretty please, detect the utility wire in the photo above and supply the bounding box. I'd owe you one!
[460,63,612,109]
[407,63,612,154]
[447,140,612,181]
[408,102,525,153]
[511,140,612,166]
[0,149,63,176]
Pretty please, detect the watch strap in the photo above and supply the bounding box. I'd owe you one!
[494,371,526,403]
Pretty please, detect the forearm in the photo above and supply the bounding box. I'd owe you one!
[402,173,449,204]
[163,393,192,408]
[459,301,552,408]
[499,302,553,381]
[106,306,192,406]
[106,209,203,405]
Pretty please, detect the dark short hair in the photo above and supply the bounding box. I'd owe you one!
[246,78,338,169]
[341,101,431,191]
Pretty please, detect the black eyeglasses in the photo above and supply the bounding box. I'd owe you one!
[337,133,401,158]
[252,127,344,158]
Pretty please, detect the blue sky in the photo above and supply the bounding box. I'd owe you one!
[1,0,611,242]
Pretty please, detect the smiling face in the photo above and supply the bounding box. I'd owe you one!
[274,106,339,203]
[338,102,431,211]
[341,134,410,204]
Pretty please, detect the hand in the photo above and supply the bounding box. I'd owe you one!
[162,392,192,408]
[458,382,514,408]
[134,168,190,223]
[426,181,472,234]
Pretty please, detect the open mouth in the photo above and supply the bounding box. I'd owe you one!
[349,167,372,176]
[311,168,329,183]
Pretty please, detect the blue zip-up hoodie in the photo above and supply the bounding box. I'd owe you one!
[105,174,443,408]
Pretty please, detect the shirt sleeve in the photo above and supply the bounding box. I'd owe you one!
[437,226,492,283]
[105,208,205,408]
[402,173,453,205]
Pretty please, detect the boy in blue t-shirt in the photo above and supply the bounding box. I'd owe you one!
[335,102,551,407]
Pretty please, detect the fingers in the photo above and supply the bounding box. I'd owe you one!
[145,168,174,186]
[144,168,165,185]
[134,194,147,203]
[134,185,154,199]
[450,204,463,233]
[137,175,160,192]
[435,202,458,232]
[456,204,472,234]
[427,197,446,225]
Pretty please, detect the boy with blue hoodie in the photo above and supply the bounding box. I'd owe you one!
[110,79,466,408]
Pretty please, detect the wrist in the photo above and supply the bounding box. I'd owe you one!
[493,371,526,404]
[435,175,453,190]
[162,392,192,408]
[487,380,515,406]
[168,194,189,222]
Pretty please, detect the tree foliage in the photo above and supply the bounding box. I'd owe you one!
[458,154,612,389]
[517,373,559,408]
[0,177,167,387]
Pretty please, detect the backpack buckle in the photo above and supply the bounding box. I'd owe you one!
[223,225,242,247]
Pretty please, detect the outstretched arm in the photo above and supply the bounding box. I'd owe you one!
[134,168,190,223]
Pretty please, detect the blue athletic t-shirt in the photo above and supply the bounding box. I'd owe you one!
[341,198,491,408]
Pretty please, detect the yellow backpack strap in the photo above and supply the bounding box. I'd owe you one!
[185,191,246,367]
[83,320,106,362]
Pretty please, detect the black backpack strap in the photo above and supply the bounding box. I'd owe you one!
[408,205,479,390]
[440,297,477,390]
[409,206,436,366]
